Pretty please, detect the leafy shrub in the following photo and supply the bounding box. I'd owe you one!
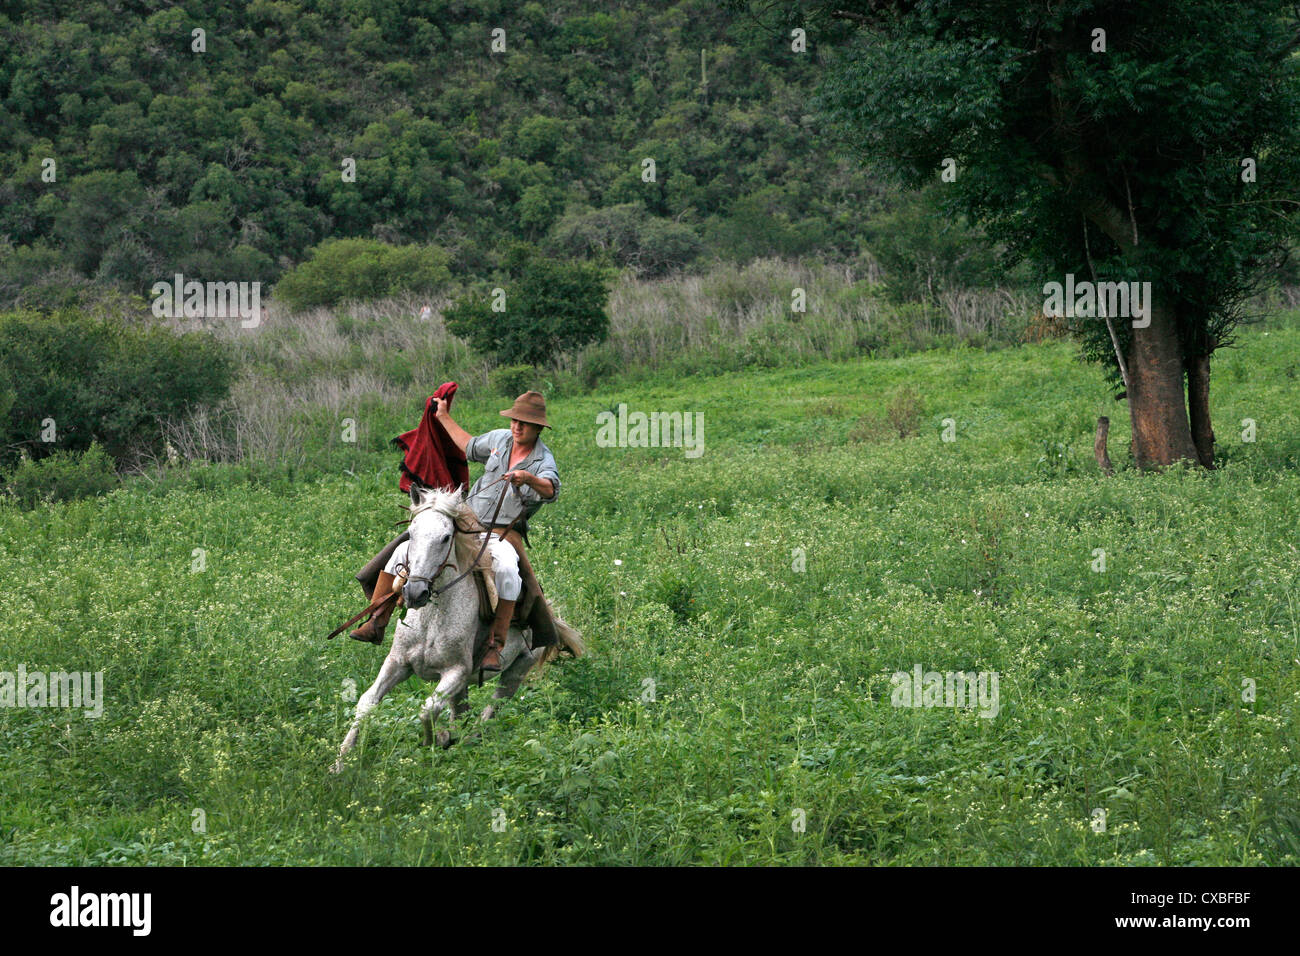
[0,310,235,469]
[550,204,645,266]
[635,216,703,277]
[536,369,583,399]
[0,240,147,317]
[4,442,117,508]
[886,385,925,438]
[579,345,622,388]
[701,186,830,263]
[274,239,451,310]
[490,364,540,399]
[445,256,611,367]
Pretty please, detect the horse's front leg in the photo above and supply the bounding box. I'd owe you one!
[420,666,469,748]
[333,654,412,772]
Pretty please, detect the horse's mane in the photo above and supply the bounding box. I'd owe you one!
[414,487,490,572]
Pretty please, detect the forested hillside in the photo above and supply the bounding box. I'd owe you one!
[0,0,885,294]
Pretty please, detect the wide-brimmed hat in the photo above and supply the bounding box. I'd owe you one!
[500,390,550,428]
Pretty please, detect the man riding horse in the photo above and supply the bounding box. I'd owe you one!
[350,389,561,672]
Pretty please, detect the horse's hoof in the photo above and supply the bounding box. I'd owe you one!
[329,760,344,775]
[436,730,454,749]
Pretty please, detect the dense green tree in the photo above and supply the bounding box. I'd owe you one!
[445,255,611,366]
[0,310,235,468]
[740,0,1300,468]
[0,0,882,295]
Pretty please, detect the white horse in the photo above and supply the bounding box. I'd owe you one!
[333,486,562,771]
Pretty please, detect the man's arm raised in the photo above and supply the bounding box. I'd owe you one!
[433,396,472,454]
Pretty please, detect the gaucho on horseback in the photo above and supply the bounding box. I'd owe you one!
[347,387,563,672]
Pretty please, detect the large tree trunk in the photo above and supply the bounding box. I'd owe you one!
[1125,302,1200,468]
[1185,352,1216,469]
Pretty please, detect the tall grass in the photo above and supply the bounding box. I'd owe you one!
[160,260,1040,471]
[570,258,1037,379]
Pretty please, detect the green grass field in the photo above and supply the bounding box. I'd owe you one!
[3,322,1300,865]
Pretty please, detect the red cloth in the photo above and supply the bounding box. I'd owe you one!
[393,382,469,493]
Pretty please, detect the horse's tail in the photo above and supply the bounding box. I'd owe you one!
[529,606,585,676]
[553,615,585,658]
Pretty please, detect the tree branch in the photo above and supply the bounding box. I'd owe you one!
[1084,215,1132,394]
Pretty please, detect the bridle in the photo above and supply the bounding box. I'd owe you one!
[324,480,517,641]
[402,481,515,600]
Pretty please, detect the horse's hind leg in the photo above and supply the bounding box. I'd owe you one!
[420,666,468,748]
[451,688,470,720]
[332,655,412,773]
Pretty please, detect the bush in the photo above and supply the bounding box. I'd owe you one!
[886,385,926,438]
[490,363,540,399]
[0,240,148,318]
[549,203,644,265]
[701,186,829,263]
[0,310,235,469]
[274,239,451,310]
[635,216,703,277]
[4,442,117,508]
[578,344,622,388]
[445,255,611,367]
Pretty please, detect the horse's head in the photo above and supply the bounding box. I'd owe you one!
[402,484,464,609]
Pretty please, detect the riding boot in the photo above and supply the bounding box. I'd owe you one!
[351,570,400,645]
[481,598,516,672]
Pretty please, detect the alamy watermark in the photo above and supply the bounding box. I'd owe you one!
[595,403,704,458]
[1042,273,1151,329]
[50,886,150,936]
[0,666,104,718]
[151,273,261,328]
[890,664,999,718]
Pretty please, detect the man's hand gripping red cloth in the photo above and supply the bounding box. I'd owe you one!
[393,381,469,493]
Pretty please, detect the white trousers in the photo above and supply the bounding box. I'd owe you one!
[385,533,522,601]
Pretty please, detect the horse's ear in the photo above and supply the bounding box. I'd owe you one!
[409,483,423,507]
